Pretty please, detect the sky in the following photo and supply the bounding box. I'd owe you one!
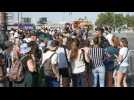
[12,12,134,25]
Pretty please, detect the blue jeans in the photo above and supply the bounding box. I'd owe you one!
[92,66,105,87]
[72,72,85,87]
[45,76,60,87]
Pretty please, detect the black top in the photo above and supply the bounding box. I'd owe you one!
[99,36,110,49]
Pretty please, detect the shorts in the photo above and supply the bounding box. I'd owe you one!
[117,66,128,73]
[59,68,69,77]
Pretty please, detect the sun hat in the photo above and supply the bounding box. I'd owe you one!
[20,43,31,54]
[31,31,37,36]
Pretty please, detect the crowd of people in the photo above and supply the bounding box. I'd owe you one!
[0,25,129,87]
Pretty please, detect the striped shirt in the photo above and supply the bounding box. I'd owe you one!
[90,47,104,68]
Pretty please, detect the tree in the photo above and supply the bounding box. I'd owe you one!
[95,12,114,27]
[125,14,134,28]
[114,14,126,29]
[95,12,126,30]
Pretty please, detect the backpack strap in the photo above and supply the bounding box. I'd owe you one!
[42,52,56,66]
[20,55,28,62]
[49,52,56,60]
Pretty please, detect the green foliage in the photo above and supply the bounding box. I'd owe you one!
[95,12,134,29]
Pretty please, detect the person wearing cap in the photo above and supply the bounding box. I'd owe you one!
[28,40,42,74]
[29,31,42,68]
[31,32,37,42]
[42,40,60,87]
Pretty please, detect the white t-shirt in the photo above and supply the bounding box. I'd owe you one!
[56,47,69,69]
[42,51,58,65]
[69,49,86,74]
[106,34,113,45]
[119,47,129,67]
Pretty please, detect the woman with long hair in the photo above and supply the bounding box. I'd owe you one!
[104,35,120,87]
[115,38,129,87]
[69,38,89,87]
[90,37,105,87]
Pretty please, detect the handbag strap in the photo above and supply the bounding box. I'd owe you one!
[120,49,129,65]
[63,47,70,66]
[81,49,87,64]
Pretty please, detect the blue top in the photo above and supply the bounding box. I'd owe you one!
[104,46,119,70]
[105,46,119,60]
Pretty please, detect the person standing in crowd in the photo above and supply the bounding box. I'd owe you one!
[0,48,7,87]
[56,38,70,87]
[3,41,14,87]
[114,38,129,87]
[39,39,47,54]
[16,43,37,87]
[28,41,41,87]
[90,37,105,87]
[104,35,120,87]
[80,39,91,87]
[95,27,110,49]
[69,39,89,87]
[11,34,21,61]
[62,32,70,47]
[9,29,15,43]
[42,40,60,87]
